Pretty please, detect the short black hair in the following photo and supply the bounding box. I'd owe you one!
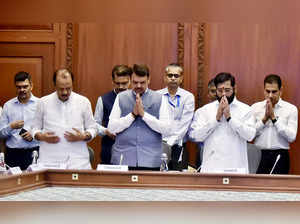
[14,71,32,84]
[214,72,235,88]
[112,65,133,80]
[264,74,282,89]
[53,69,74,85]
[208,78,215,88]
[133,64,149,77]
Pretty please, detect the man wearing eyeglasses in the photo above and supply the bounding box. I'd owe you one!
[189,72,256,174]
[94,65,132,164]
[157,63,195,170]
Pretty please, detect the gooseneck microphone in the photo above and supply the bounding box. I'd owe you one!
[270,154,281,174]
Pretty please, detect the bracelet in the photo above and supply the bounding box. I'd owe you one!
[131,112,137,119]
[226,117,231,122]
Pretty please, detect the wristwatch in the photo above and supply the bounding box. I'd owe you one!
[83,132,92,141]
[131,112,137,119]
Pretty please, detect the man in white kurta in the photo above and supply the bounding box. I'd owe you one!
[189,72,256,174]
[32,69,98,169]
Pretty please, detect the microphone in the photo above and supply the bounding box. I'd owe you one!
[0,152,6,172]
[32,150,39,165]
[270,154,281,174]
[119,153,124,165]
[160,153,168,172]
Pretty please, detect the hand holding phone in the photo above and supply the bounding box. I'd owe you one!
[19,128,27,136]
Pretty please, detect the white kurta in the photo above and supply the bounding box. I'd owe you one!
[32,92,98,169]
[189,98,256,174]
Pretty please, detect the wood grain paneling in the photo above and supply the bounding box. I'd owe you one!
[0,57,42,105]
[0,42,55,97]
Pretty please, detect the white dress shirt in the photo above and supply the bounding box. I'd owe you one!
[32,92,98,169]
[108,89,170,136]
[94,96,107,136]
[251,98,298,150]
[157,87,195,146]
[189,98,256,174]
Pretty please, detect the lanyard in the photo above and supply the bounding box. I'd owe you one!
[166,93,180,108]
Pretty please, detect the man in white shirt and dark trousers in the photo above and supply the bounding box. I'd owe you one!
[108,64,170,170]
[32,69,98,169]
[0,71,39,170]
[251,74,298,174]
[94,65,132,164]
[157,63,195,171]
[189,72,256,174]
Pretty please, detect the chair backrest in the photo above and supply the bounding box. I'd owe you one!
[87,146,95,165]
[247,143,262,173]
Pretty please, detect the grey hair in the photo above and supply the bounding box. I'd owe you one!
[165,63,183,74]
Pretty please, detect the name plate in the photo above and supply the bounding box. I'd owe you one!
[27,164,46,172]
[0,166,6,172]
[39,163,68,170]
[214,168,246,174]
[8,167,22,175]
[97,164,128,172]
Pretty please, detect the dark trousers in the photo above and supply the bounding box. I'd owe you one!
[101,136,114,164]
[5,146,39,170]
[256,149,290,174]
[168,143,188,171]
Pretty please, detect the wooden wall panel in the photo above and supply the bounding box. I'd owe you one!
[205,23,300,174]
[0,42,55,98]
[0,57,42,105]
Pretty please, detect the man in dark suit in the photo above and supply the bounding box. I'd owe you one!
[94,65,132,164]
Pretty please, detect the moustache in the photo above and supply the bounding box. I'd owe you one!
[116,88,126,93]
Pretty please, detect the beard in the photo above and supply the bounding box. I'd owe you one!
[216,92,235,104]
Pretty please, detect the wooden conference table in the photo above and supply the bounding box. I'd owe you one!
[1,170,300,224]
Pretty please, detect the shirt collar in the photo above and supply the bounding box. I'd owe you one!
[162,87,182,97]
[276,98,283,108]
[263,98,283,108]
[132,88,149,96]
[215,97,238,107]
[13,94,37,104]
[55,91,74,104]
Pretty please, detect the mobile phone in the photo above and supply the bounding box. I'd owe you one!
[19,128,27,135]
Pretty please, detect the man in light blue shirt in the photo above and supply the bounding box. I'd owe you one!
[157,63,195,170]
[0,71,39,170]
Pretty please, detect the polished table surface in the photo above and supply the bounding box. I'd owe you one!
[1,170,300,224]
[1,169,300,199]
[2,185,300,201]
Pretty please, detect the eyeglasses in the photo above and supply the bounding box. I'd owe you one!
[166,73,181,78]
[216,88,233,94]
